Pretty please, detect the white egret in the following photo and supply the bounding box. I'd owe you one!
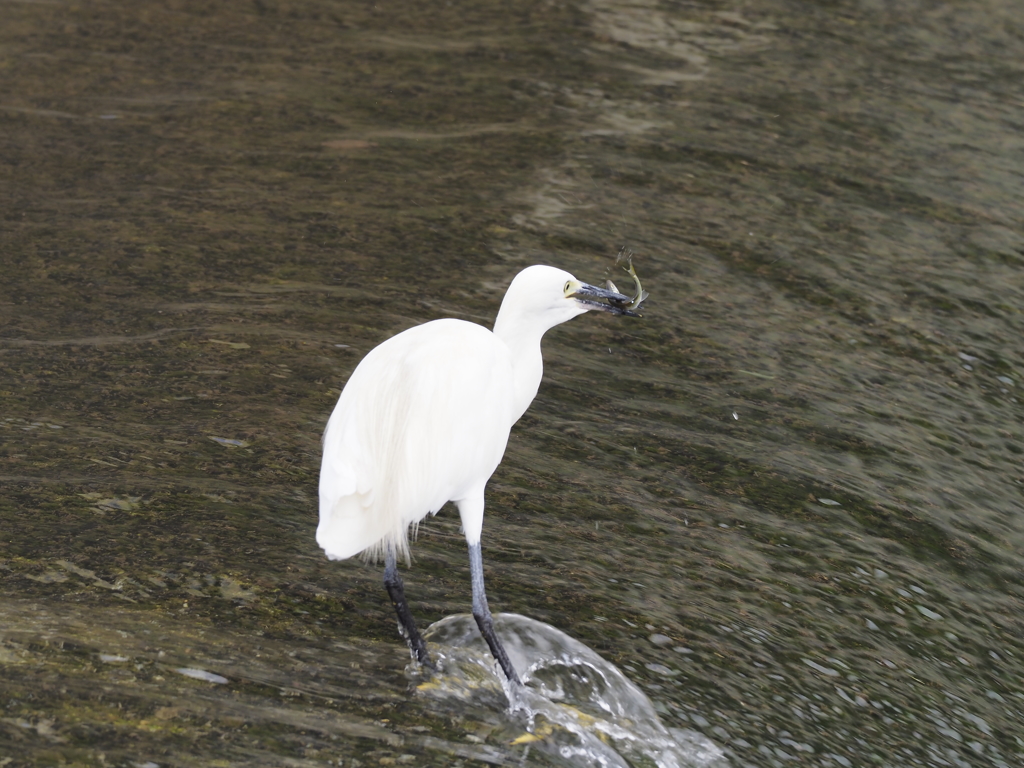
[317,264,644,684]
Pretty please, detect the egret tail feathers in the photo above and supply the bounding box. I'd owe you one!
[316,490,416,565]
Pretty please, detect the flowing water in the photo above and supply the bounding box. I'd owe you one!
[2,0,1024,766]
[420,613,726,768]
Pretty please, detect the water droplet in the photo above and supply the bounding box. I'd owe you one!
[803,659,839,677]
[645,662,678,677]
[174,668,228,684]
[208,436,249,448]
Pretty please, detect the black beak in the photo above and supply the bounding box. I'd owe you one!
[571,282,644,317]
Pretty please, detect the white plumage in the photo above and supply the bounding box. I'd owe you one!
[318,318,515,563]
[316,263,642,683]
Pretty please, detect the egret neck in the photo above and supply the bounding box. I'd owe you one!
[493,299,575,425]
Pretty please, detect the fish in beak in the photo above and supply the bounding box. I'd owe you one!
[564,260,649,316]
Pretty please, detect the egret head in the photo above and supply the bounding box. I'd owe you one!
[500,265,641,331]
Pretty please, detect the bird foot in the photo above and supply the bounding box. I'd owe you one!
[473,612,522,686]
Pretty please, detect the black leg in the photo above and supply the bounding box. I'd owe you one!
[384,546,434,669]
[468,542,522,685]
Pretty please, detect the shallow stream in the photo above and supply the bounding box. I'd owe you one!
[2,1,1024,766]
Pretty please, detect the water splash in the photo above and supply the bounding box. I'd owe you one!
[418,613,728,768]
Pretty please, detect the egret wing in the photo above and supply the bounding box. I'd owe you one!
[317,320,515,562]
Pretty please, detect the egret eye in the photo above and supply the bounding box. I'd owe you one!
[564,281,572,294]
